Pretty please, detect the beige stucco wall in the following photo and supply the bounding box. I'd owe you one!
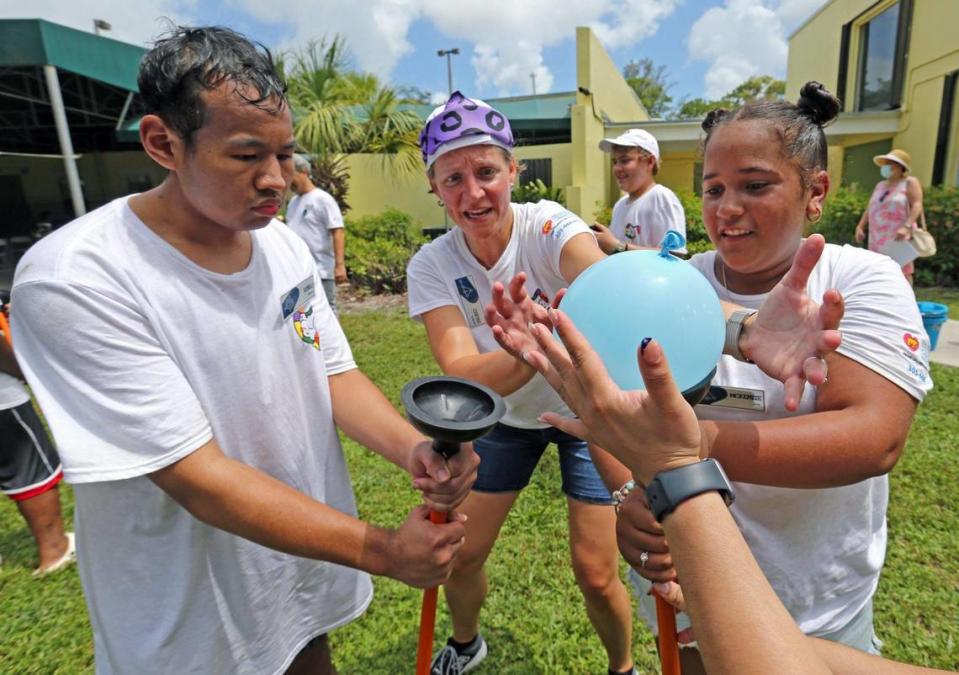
[656,153,698,194]
[346,142,573,227]
[567,26,649,219]
[787,0,959,186]
[0,150,164,225]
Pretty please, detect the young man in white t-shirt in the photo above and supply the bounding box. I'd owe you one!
[10,27,477,675]
[593,128,686,254]
[287,154,346,313]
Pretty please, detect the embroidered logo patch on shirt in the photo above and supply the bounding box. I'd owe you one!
[903,332,920,352]
[454,275,484,328]
[293,306,321,350]
[281,275,321,350]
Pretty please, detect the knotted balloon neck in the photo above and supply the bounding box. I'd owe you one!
[658,230,686,258]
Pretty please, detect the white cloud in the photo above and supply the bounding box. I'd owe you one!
[687,0,828,100]
[5,0,684,98]
[0,0,200,47]
[420,0,678,95]
[230,0,678,96]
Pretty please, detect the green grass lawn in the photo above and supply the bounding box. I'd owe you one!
[1,306,957,673]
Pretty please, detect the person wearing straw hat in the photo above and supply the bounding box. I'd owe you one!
[855,148,925,284]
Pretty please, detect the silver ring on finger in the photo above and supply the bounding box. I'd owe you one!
[639,550,649,569]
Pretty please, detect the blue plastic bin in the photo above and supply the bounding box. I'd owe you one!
[917,301,949,351]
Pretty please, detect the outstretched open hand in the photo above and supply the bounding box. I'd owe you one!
[740,235,844,411]
[486,272,564,361]
[523,309,702,485]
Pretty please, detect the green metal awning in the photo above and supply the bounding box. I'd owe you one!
[0,19,146,154]
[0,19,144,91]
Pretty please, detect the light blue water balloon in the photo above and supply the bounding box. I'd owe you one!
[560,231,725,394]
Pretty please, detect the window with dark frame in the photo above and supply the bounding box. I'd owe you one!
[932,71,957,186]
[521,158,553,187]
[855,0,913,111]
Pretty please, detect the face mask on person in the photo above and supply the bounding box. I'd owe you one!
[880,164,893,179]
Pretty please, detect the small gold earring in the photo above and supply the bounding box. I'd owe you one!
[807,211,823,224]
[437,199,445,207]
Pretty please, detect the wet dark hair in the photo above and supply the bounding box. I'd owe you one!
[137,26,288,146]
[701,81,840,187]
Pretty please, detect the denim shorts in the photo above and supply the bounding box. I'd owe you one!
[472,422,613,505]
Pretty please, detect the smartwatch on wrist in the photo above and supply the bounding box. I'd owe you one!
[645,458,735,522]
[725,309,758,363]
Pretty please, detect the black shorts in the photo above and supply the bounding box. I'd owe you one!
[0,401,62,501]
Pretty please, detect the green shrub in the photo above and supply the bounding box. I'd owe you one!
[808,186,868,246]
[593,201,612,226]
[914,186,959,287]
[512,179,566,206]
[345,208,427,294]
[675,189,709,244]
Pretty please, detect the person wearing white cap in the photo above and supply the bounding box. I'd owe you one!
[594,129,686,254]
[854,148,925,284]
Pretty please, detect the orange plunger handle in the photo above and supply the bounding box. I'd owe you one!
[656,594,681,675]
[414,509,448,675]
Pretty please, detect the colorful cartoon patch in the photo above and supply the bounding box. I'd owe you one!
[624,223,638,240]
[903,332,920,352]
[531,288,551,309]
[541,219,554,235]
[293,306,321,350]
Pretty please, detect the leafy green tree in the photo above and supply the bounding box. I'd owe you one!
[285,36,423,212]
[725,75,786,107]
[673,75,785,120]
[676,97,720,119]
[622,58,673,118]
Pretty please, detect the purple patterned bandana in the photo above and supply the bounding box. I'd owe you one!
[420,91,515,168]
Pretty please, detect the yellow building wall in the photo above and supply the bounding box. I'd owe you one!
[656,153,698,194]
[346,143,573,227]
[0,151,164,225]
[345,154,442,227]
[787,0,959,186]
[786,0,876,105]
[568,26,649,220]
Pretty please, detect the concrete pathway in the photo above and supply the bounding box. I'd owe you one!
[929,319,959,368]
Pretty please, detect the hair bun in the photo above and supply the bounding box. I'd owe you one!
[797,81,840,126]
[702,108,730,132]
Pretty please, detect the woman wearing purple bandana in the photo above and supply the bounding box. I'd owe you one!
[407,93,637,675]
[406,93,845,675]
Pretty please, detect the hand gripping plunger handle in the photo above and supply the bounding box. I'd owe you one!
[414,439,459,675]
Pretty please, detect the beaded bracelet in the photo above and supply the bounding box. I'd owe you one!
[612,479,636,513]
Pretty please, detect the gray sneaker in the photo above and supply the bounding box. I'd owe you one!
[430,635,487,675]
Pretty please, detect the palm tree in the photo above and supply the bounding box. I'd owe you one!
[285,37,423,212]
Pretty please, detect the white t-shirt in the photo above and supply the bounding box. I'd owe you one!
[407,200,590,428]
[0,371,29,410]
[610,184,686,252]
[633,243,932,638]
[11,197,372,675]
[286,187,344,279]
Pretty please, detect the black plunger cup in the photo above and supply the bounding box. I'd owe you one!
[400,375,505,675]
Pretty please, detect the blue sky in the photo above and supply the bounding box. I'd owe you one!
[4,0,829,109]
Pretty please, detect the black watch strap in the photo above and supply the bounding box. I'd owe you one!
[646,458,735,522]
